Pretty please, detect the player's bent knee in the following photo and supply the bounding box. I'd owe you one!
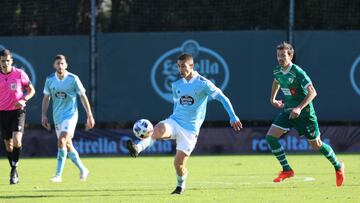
[153,123,168,139]
[308,139,322,151]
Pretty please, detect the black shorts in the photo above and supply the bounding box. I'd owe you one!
[0,109,26,140]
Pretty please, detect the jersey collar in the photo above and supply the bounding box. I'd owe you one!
[280,63,293,74]
[182,71,199,84]
[55,71,69,81]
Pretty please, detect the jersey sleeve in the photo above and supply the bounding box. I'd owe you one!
[74,76,86,95]
[298,70,312,89]
[20,70,30,87]
[203,79,221,98]
[43,78,50,95]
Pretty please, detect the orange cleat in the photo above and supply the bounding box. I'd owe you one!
[273,169,295,182]
[336,162,345,187]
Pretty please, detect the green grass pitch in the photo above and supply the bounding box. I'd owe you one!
[0,154,359,202]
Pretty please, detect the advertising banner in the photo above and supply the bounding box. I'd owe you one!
[1,126,358,157]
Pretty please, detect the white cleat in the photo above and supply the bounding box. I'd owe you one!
[80,169,89,181]
[50,176,62,183]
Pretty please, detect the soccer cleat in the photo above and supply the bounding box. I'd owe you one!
[10,167,19,185]
[126,140,139,157]
[273,169,295,182]
[171,186,185,195]
[335,162,345,187]
[80,169,90,181]
[50,175,62,183]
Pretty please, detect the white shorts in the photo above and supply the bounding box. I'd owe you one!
[55,116,78,138]
[160,118,198,156]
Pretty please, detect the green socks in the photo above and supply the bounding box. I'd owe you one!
[319,143,341,170]
[266,135,292,171]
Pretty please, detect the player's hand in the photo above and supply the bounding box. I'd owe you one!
[14,100,26,109]
[231,120,243,131]
[85,115,95,130]
[271,99,284,108]
[41,115,51,131]
[289,107,301,119]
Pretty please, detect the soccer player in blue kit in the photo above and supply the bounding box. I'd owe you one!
[41,54,95,182]
[126,53,242,194]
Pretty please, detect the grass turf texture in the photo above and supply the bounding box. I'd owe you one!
[0,154,359,203]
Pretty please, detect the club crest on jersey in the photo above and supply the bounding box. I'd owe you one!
[180,95,194,105]
[55,91,67,99]
[288,77,294,84]
[10,83,17,90]
[151,40,230,103]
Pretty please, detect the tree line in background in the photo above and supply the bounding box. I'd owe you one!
[0,0,359,36]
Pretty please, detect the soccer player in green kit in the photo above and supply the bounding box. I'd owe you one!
[266,42,345,186]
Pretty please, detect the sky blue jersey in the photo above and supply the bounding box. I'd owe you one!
[43,72,85,124]
[170,71,238,135]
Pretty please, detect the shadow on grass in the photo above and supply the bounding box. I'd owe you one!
[0,191,163,199]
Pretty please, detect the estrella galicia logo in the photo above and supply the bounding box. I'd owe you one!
[55,92,67,99]
[180,95,194,105]
[350,55,360,96]
[0,45,36,86]
[151,40,230,103]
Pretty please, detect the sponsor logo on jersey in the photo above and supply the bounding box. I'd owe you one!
[180,95,194,105]
[0,45,36,86]
[151,40,230,103]
[55,91,67,99]
[281,88,292,96]
[350,55,360,96]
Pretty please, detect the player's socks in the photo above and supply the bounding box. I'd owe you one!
[68,149,87,174]
[55,148,67,177]
[12,147,21,168]
[176,171,188,188]
[6,151,13,167]
[319,143,341,170]
[266,135,292,171]
[135,137,155,153]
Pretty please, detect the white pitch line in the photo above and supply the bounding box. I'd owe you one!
[195,176,315,186]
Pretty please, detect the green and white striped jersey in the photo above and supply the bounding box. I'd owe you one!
[273,64,314,111]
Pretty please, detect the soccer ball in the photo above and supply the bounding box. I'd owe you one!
[133,119,154,139]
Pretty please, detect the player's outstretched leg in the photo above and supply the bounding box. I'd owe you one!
[126,137,154,158]
[126,140,139,157]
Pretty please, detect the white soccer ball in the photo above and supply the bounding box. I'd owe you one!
[133,119,154,139]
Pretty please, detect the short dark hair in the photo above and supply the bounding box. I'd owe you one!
[277,42,294,57]
[177,53,193,61]
[0,49,12,57]
[54,54,66,61]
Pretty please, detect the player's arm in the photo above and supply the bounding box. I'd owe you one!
[24,83,36,102]
[41,94,51,130]
[270,79,284,108]
[15,83,36,109]
[213,91,242,131]
[79,93,95,130]
[289,84,317,119]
